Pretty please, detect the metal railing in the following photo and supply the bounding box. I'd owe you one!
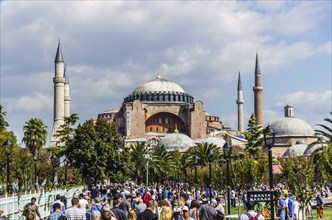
[0,186,83,220]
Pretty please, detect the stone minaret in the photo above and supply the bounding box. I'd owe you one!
[236,72,244,132]
[253,50,263,126]
[64,65,70,118]
[51,41,66,145]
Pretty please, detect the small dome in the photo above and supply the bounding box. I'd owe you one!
[283,143,308,157]
[158,133,195,152]
[132,78,185,95]
[271,117,314,136]
[195,137,226,148]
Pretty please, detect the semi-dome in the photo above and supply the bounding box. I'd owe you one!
[271,105,314,136]
[158,132,195,152]
[123,72,194,104]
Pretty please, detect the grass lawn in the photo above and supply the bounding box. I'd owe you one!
[226,205,332,220]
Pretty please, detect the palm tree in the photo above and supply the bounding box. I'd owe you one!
[22,117,47,189]
[130,142,150,183]
[22,117,48,156]
[150,146,176,182]
[306,112,332,183]
[188,142,221,166]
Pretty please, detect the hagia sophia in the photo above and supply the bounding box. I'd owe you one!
[50,42,319,158]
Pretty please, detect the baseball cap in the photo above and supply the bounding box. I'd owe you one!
[210,199,217,205]
[182,206,189,211]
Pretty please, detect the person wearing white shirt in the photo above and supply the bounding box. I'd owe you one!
[293,197,300,220]
[78,193,89,214]
[238,201,265,220]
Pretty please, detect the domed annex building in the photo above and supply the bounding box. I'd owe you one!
[98,72,222,150]
[269,105,318,158]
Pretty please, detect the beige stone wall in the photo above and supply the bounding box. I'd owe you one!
[189,101,206,139]
[127,100,145,137]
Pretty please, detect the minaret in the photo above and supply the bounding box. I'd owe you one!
[236,72,244,132]
[51,41,66,145]
[64,65,70,118]
[253,50,263,126]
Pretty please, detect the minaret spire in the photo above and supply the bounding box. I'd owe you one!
[253,50,263,126]
[236,71,244,132]
[55,40,64,63]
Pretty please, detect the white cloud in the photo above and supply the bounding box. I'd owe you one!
[11,93,53,112]
[275,90,332,113]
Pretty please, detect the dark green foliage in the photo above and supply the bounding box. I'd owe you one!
[0,105,9,132]
[242,113,263,157]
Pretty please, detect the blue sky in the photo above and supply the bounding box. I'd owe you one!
[1,1,331,145]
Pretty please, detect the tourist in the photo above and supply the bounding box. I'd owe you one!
[0,208,9,220]
[198,199,217,220]
[238,201,264,220]
[137,199,158,220]
[24,197,41,220]
[112,194,127,220]
[181,206,194,220]
[48,203,65,220]
[66,197,86,220]
[315,193,324,219]
[188,200,199,220]
[50,194,65,214]
[276,192,286,220]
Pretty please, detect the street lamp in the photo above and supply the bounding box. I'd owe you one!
[208,149,213,201]
[144,153,151,186]
[263,124,276,220]
[4,139,13,194]
[223,142,232,215]
[193,155,199,185]
[33,149,39,190]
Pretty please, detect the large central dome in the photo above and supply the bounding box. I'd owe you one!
[131,73,185,94]
[123,72,193,104]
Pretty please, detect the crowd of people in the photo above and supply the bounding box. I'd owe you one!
[0,182,330,220]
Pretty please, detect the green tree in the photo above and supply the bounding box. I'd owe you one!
[0,105,9,132]
[52,113,79,156]
[66,119,126,184]
[280,157,315,220]
[22,117,48,156]
[129,142,149,183]
[231,154,268,190]
[306,112,332,184]
[150,146,177,182]
[67,119,103,183]
[242,113,263,157]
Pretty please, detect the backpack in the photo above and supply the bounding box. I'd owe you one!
[216,210,224,220]
[245,213,261,220]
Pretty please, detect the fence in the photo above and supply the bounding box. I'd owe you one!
[0,186,83,220]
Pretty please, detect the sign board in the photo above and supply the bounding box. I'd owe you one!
[247,191,274,202]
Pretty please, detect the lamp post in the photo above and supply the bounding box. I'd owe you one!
[263,124,276,220]
[208,149,213,201]
[33,149,39,190]
[223,142,232,215]
[184,159,187,183]
[144,153,151,186]
[194,155,198,184]
[51,154,57,188]
[5,139,13,194]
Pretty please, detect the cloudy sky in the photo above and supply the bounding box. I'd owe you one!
[1,1,331,145]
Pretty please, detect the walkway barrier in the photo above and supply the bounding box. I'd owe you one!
[0,186,83,219]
